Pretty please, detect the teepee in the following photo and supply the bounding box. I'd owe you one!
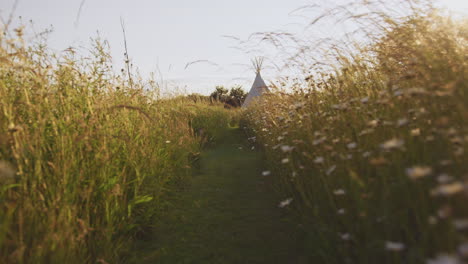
[242,58,270,108]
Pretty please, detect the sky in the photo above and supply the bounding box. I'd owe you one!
[1,0,467,95]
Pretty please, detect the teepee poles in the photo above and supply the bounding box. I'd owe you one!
[252,57,264,74]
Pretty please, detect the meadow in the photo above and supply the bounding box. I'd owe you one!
[0,0,467,263]
[242,5,468,264]
[0,28,234,263]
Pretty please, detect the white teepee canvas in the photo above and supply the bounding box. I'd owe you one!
[242,59,269,108]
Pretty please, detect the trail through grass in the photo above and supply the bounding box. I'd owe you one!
[133,127,305,264]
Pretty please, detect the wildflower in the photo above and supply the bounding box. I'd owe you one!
[453,219,468,230]
[332,104,347,110]
[326,165,336,175]
[359,129,374,136]
[406,166,433,180]
[437,206,452,219]
[411,128,421,136]
[396,118,409,127]
[278,198,293,208]
[368,120,379,127]
[314,157,324,164]
[431,182,465,197]
[426,254,461,264]
[385,241,405,252]
[380,138,404,150]
[262,171,271,176]
[280,145,294,153]
[313,137,326,145]
[347,142,357,149]
[339,233,351,241]
[165,140,171,144]
[281,158,290,164]
[393,90,403,96]
[293,102,305,110]
[437,174,453,184]
[333,189,346,195]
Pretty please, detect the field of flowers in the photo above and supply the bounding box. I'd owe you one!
[242,10,467,264]
[0,29,234,263]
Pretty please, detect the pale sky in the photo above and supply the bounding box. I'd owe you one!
[1,0,467,95]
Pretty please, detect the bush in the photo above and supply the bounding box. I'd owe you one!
[210,85,247,107]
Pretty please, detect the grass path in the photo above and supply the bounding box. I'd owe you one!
[132,128,305,263]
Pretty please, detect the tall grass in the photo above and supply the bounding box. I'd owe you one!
[0,27,233,263]
[242,3,467,263]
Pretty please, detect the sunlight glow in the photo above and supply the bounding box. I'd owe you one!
[439,0,468,14]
